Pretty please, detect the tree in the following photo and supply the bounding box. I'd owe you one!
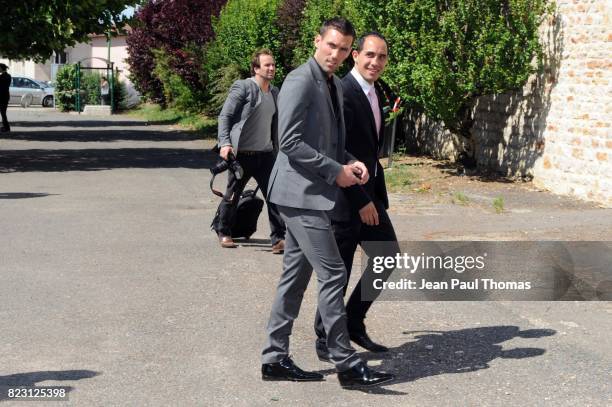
[291,0,363,69]
[206,0,284,80]
[275,0,307,75]
[125,0,225,104]
[204,0,283,113]
[354,0,551,158]
[0,0,137,62]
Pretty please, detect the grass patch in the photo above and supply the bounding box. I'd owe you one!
[384,164,417,193]
[492,196,505,213]
[128,104,217,137]
[452,191,470,205]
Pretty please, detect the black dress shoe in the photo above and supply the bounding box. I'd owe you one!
[262,357,324,382]
[350,331,389,353]
[338,362,394,388]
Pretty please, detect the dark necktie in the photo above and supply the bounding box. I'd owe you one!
[327,77,339,117]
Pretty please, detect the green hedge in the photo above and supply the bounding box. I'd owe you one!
[152,48,204,113]
[127,0,550,143]
[353,0,550,134]
[54,64,77,112]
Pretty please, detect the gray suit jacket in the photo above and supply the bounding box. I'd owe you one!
[268,58,355,212]
[217,78,279,153]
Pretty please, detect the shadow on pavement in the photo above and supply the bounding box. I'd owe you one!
[12,121,151,128]
[0,369,99,401]
[2,129,206,142]
[316,325,555,395]
[0,193,56,199]
[0,148,217,172]
[12,120,216,133]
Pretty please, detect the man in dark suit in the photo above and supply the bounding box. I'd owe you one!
[314,32,400,358]
[0,63,11,133]
[261,19,394,388]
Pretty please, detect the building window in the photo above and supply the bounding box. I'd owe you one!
[54,51,67,64]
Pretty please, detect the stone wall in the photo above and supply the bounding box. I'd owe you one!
[404,0,611,207]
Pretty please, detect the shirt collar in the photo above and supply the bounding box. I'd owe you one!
[350,67,374,96]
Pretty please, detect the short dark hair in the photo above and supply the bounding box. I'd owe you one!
[250,48,274,76]
[0,63,8,71]
[356,32,388,52]
[319,17,356,39]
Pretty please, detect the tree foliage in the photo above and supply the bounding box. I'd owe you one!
[275,0,307,74]
[206,0,284,80]
[0,0,136,62]
[203,0,283,113]
[292,0,364,69]
[54,64,126,111]
[152,48,204,113]
[125,0,550,152]
[54,64,78,112]
[353,0,550,138]
[125,0,225,103]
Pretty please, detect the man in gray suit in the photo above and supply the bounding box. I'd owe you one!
[215,49,286,252]
[261,18,394,388]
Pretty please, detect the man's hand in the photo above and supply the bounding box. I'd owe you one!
[359,202,379,226]
[336,165,361,187]
[350,161,369,184]
[219,145,234,160]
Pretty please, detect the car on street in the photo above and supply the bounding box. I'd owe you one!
[9,76,55,107]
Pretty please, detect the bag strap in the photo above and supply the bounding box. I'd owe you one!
[209,173,226,199]
[209,174,261,199]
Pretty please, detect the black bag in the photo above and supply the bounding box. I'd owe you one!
[210,176,264,239]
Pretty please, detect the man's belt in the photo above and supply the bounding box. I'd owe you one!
[238,150,270,156]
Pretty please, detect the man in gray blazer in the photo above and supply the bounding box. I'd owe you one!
[215,49,286,252]
[261,18,394,388]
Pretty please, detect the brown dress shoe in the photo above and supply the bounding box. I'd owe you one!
[219,235,237,248]
[271,240,285,254]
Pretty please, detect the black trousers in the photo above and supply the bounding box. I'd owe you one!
[0,101,9,131]
[216,151,285,244]
[314,198,399,341]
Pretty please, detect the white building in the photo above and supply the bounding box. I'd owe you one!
[0,31,140,106]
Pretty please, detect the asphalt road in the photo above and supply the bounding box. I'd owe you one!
[1,107,610,406]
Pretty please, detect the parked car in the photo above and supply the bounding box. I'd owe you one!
[9,76,55,107]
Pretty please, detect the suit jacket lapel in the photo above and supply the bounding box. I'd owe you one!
[309,58,337,121]
[347,74,379,144]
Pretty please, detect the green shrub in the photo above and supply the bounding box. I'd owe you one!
[353,0,550,138]
[53,64,127,112]
[206,0,284,81]
[152,48,204,113]
[81,72,102,106]
[292,0,364,70]
[112,75,128,111]
[54,64,77,112]
[207,63,243,114]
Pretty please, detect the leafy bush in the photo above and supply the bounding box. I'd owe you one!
[126,0,226,104]
[81,72,102,106]
[112,75,128,111]
[275,0,307,74]
[54,64,77,112]
[292,0,364,69]
[54,64,126,112]
[207,63,242,114]
[207,0,284,81]
[152,48,204,113]
[353,0,550,139]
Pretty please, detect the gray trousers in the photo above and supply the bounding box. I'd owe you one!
[262,205,361,371]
